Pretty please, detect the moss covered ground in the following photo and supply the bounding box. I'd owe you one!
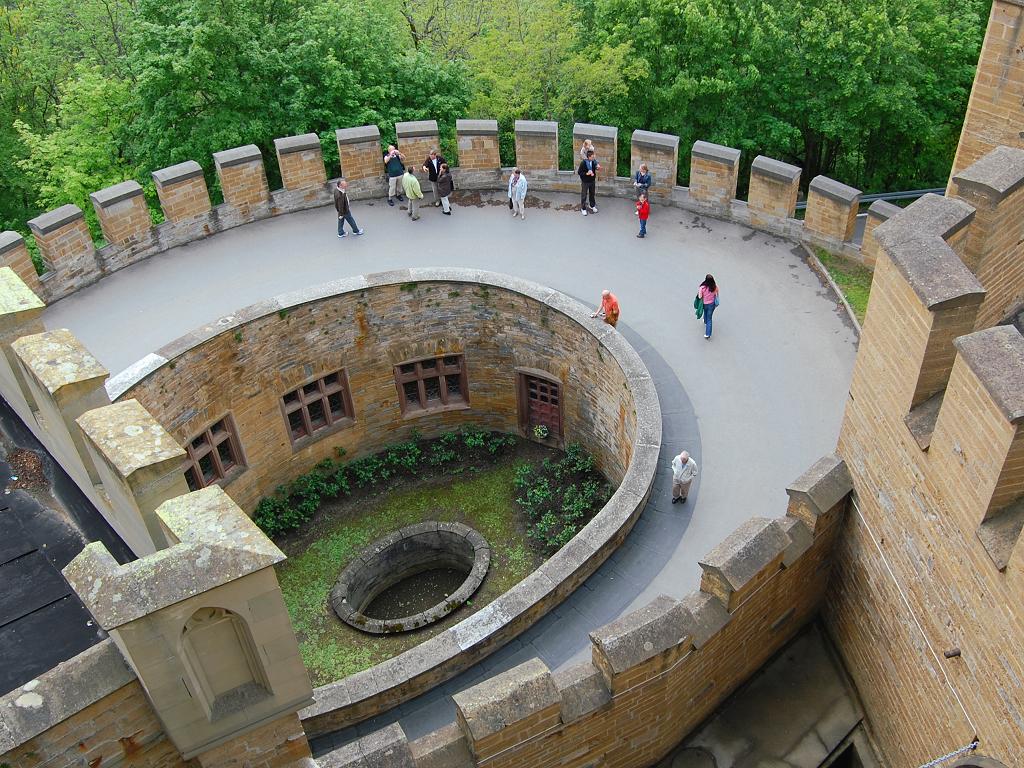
[814,247,873,323]
[274,447,548,686]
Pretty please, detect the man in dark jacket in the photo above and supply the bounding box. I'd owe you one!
[333,180,364,237]
[578,150,601,216]
[422,148,447,206]
[383,145,406,206]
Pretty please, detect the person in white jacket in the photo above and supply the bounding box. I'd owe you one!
[508,168,528,220]
[671,450,698,503]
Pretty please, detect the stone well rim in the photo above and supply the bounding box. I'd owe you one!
[331,521,490,635]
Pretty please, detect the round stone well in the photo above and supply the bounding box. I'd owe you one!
[330,522,490,634]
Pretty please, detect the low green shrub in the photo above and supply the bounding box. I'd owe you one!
[253,426,519,538]
[514,443,611,552]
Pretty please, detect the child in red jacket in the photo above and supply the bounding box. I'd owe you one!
[636,193,650,238]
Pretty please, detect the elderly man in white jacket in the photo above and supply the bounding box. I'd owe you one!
[671,449,698,503]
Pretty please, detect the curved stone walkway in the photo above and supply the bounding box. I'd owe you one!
[43,190,857,747]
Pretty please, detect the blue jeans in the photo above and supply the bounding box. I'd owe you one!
[337,211,358,235]
[704,302,716,337]
[639,218,647,236]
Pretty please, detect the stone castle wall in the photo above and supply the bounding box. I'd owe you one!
[0,117,876,308]
[317,456,852,768]
[115,273,646,513]
[826,192,1024,766]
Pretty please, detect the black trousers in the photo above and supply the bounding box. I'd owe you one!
[580,179,596,209]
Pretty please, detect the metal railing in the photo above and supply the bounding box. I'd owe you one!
[795,187,945,210]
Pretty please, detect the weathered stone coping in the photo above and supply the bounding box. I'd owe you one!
[456,119,499,136]
[952,145,1024,201]
[809,175,860,205]
[0,230,24,256]
[213,144,262,169]
[631,130,680,152]
[152,160,204,187]
[336,125,381,145]
[275,133,322,155]
[106,268,661,734]
[692,141,741,166]
[514,120,557,136]
[954,326,1024,424]
[90,180,144,209]
[331,522,490,634]
[0,639,134,754]
[396,120,440,139]
[573,122,618,142]
[27,204,84,236]
[751,155,802,184]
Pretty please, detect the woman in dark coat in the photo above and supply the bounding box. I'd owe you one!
[437,163,455,215]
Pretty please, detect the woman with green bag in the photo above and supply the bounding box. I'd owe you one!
[697,274,719,339]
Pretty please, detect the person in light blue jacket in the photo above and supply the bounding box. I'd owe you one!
[508,168,528,220]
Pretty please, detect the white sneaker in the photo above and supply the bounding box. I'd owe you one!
[511,209,517,216]
[520,214,526,220]
[591,206,598,214]
[581,209,588,216]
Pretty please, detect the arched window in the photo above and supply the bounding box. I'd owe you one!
[181,607,270,720]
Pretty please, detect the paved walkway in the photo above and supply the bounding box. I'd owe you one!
[43,191,857,747]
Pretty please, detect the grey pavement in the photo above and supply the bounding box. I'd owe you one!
[43,190,858,748]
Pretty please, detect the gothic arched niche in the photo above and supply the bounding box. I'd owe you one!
[181,607,271,721]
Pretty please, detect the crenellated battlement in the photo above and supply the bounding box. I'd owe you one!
[316,455,852,768]
[0,117,876,307]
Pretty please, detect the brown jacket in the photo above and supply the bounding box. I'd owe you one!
[333,188,351,216]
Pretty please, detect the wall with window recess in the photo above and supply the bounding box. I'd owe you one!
[113,269,650,517]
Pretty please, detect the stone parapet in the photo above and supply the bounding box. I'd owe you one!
[0,267,46,425]
[698,517,791,611]
[456,119,500,171]
[453,658,560,761]
[153,160,212,223]
[0,230,43,298]
[27,204,100,297]
[574,122,617,190]
[396,120,441,181]
[689,141,741,211]
[949,145,1024,328]
[804,176,861,242]
[784,454,853,536]
[590,594,694,691]
[337,125,384,182]
[76,399,188,554]
[748,155,802,227]
[320,723,414,768]
[275,133,327,191]
[90,180,151,247]
[409,723,473,768]
[214,144,270,212]
[861,199,902,267]
[513,121,558,173]
[630,130,679,199]
[12,328,110,487]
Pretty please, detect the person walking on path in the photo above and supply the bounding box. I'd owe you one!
[422,148,447,206]
[333,180,364,238]
[383,145,406,206]
[671,450,698,503]
[636,192,650,238]
[508,167,528,220]
[402,167,423,220]
[698,274,719,339]
[634,164,652,199]
[578,150,600,216]
[437,163,454,215]
[591,289,620,327]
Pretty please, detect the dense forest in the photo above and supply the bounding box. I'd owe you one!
[0,0,992,238]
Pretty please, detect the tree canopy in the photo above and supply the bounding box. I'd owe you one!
[0,0,992,235]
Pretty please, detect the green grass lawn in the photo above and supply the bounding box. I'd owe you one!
[814,247,873,324]
[274,453,545,686]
